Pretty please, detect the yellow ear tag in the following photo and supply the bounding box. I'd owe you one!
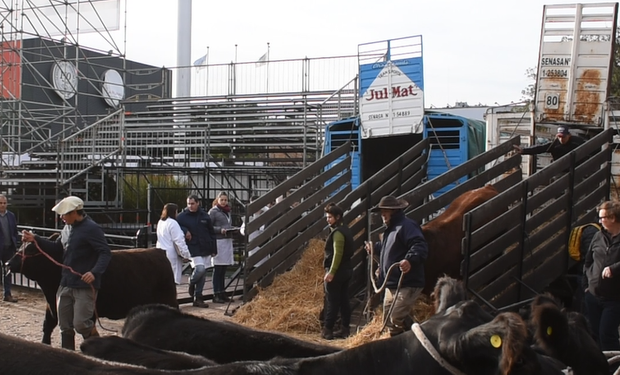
[547,326,553,336]
[490,335,502,348]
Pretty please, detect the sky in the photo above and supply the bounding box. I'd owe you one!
[71,0,618,108]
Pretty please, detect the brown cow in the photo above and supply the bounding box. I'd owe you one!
[421,184,499,294]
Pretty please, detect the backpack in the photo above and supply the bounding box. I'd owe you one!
[568,223,601,261]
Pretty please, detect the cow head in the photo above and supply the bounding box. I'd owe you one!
[431,275,468,314]
[530,295,608,375]
[7,234,63,280]
[427,302,561,375]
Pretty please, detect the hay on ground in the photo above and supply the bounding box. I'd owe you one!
[233,238,326,334]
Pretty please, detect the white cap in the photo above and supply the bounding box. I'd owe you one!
[52,196,84,215]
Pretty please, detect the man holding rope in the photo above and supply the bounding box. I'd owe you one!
[365,195,428,337]
[22,196,111,350]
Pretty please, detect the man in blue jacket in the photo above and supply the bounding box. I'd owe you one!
[177,195,217,308]
[366,195,428,336]
[0,194,19,302]
[22,196,111,350]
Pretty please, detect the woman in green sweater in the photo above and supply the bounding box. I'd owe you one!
[322,203,354,340]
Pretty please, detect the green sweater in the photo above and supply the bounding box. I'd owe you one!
[328,229,345,275]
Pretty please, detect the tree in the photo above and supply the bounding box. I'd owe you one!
[521,67,537,103]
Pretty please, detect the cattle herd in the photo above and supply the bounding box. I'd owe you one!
[0,273,612,375]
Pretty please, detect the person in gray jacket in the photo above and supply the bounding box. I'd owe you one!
[584,200,620,351]
[209,192,237,303]
[22,196,111,350]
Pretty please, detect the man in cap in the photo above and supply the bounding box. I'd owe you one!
[514,125,585,162]
[22,196,111,350]
[0,194,19,302]
[365,195,428,336]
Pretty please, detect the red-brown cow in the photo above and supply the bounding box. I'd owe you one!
[421,184,499,294]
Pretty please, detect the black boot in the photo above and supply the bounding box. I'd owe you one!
[334,326,350,338]
[192,296,209,308]
[219,293,232,302]
[61,333,75,351]
[321,327,334,340]
[213,293,226,303]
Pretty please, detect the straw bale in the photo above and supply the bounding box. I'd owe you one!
[233,238,326,333]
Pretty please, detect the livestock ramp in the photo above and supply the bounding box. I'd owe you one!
[461,129,613,312]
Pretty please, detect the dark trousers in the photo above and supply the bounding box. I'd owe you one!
[584,291,620,351]
[1,245,15,297]
[323,268,352,330]
[212,265,227,294]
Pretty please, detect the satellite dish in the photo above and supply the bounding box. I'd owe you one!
[101,69,125,108]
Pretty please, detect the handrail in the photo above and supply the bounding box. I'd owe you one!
[60,108,124,144]
[319,76,358,107]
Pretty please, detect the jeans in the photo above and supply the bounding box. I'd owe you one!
[190,264,208,298]
[323,268,352,330]
[1,245,15,297]
[212,265,227,294]
[56,286,97,338]
[584,291,620,351]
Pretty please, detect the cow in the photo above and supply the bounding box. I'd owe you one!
[7,237,178,345]
[80,336,216,370]
[122,304,341,363]
[421,184,499,294]
[527,295,608,375]
[0,304,565,375]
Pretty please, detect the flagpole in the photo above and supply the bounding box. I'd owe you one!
[266,42,270,94]
[206,46,209,96]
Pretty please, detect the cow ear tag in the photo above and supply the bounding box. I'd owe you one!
[547,326,553,336]
[490,335,502,348]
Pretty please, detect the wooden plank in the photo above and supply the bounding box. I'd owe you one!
[247,141,351,216]
[363,139,429,188]
[248,170,351,250]
[573,183,608,220]
[468,205,521,250]
[522,246,567,296]
[525,195,569,232]
[525,174,569,213]
[493,169,522,193]
[574,166,608,201]
[527,213,568,252]
[574,148,610,181]
[468,225,522,272]
[526,157,571,190]
[574,128,612,162]
[247,155,349,233]
[413,137,521,197]
[468,181,524,229]
[473,253,521,297]
[487,281,520,311]
[522,232,566,274]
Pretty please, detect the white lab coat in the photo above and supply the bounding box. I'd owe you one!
[156,218,191,284]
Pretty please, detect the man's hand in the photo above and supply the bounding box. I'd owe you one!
[364,241,372,254]
[513,145,523,153]
[21,230,35,243]
[324,273,334,283]
[185,231,192,241]
[602,266,613,279]
[81,272,95,284]
[399,259,411,274]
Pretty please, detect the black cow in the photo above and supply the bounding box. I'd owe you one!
[122,304,341,363]
[0,305,564,375]
[7,238,178,345]
[81,335,216,370]
[528,295,608,375]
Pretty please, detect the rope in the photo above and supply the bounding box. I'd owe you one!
[366,241,406,332]
[25,238,116,333]
[411,323,468,375]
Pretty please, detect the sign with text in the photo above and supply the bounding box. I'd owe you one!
[358,36,424,138]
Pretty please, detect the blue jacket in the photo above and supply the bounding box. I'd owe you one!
[375,210,428,289]
[177,207,217,257]
[0,210,18,250]
[36,216,112,289]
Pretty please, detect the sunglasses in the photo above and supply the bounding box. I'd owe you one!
[599,215,613,220]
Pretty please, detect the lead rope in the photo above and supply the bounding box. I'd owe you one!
[412,323,468,375]
[30,238,116,333]
[367,241,405,333]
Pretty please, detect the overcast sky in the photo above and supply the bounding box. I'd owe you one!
[76,0,617,108]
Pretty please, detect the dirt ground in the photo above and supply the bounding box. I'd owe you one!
[0,285,245,350]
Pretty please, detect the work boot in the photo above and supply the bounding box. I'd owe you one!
[61,333,75,351]
[212,293,226,304]
[219,293,231,302]
[334,326,350,339]
[321,327,334,340]
[192,296,209,308]
[3,295,17,303]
